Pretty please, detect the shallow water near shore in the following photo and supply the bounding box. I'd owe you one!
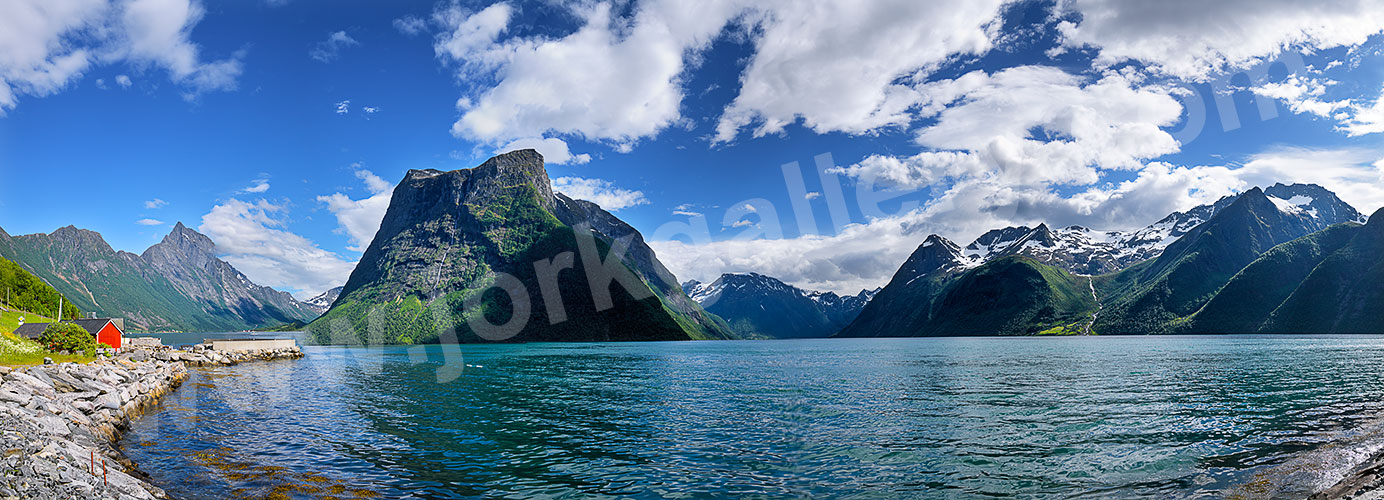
[121,335,1384,499]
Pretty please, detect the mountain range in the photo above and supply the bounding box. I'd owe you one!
[839,184,1375,337]
[1,154,1377,339]
[0,222,318,332]
[681,273,876,338]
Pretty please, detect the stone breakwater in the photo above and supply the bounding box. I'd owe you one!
[0,345,303,499]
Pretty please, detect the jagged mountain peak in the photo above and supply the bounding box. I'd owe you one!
[1263,182,1366,223]
[902,235,974,280]
[157,222,216,254]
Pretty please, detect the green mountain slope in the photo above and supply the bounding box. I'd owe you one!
[919,256,1096,336]
[308,149,735,344]
[835,235,967,337]
[1093,188,1332,334]
[0,254,80,320]
[1185,222,1363,333]
[1262,208,1384,333]
[837,235,1096,337]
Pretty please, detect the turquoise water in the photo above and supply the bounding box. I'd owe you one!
[122,336,1384,499]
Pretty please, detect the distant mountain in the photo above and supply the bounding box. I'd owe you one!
[1093,187,1349,334]
[681,273,876,338]
[143,223,320,327]
[959,183,1362,275]
[304,286,343,313]
[309,149,735,344]
[0,223,318,332]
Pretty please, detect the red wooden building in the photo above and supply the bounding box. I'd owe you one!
[14,318,125,349]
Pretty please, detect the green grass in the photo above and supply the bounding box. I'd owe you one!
[0,332,94,366]
[0,308,54,335]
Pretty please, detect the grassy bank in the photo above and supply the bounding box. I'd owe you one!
[0,332,94,366]
[0,308,55,335]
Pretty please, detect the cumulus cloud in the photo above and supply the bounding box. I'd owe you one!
[551,176,649,211]
[135,218,164,226]
[1251,75,1350,120]
[199,198,357,299]
[435,0,744,148]
[0,0,242,112]
[309,30,359,63]
[496,137,591,165]
[830,66,1182,189]
[1057,0,1384,80]
[144,198,167,209]
[714,0,1009,142]
[115,74,131,88]
[317,169,395,252]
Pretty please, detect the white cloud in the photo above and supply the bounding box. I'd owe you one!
[240,179,270,193]
[0,0,241,113]
[199,198,357,299]
[804,191,822,200]
[334,100,349,114]
[318,169,394,252]
[496,137,591,165]
[135,218,164,226]
[1251,75,1349,120]
[144,198,167,209]
[1058,0,1384,80]
[119,0,243,94]
[309,30,359,63]
[830,66,1182,190]
[714,0,1009,142]
[436,0,743,148]
[394,16,427,36]
[362,106,379,114]
[1342,86,1384,137]
[115,74,131,88]
[551,176,649,211]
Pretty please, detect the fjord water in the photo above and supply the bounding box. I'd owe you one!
[122,336,1384,499]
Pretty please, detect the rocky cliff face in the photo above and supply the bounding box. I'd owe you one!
[312,149,735,344]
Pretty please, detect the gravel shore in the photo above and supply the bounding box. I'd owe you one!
[0,345,303,499]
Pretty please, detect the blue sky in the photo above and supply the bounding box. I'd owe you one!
[4,0,1384,298]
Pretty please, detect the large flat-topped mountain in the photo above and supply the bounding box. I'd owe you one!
[310,149,734,344]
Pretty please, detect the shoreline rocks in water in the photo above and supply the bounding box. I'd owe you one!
[0,345,303,499]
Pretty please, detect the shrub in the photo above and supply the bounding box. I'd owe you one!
[38,323,95,353]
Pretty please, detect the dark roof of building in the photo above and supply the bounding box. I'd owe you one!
[70,318,121,335]
[13,322,51,339]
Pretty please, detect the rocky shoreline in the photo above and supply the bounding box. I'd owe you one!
[1312,455,1384,500]
[0,345,303,499]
